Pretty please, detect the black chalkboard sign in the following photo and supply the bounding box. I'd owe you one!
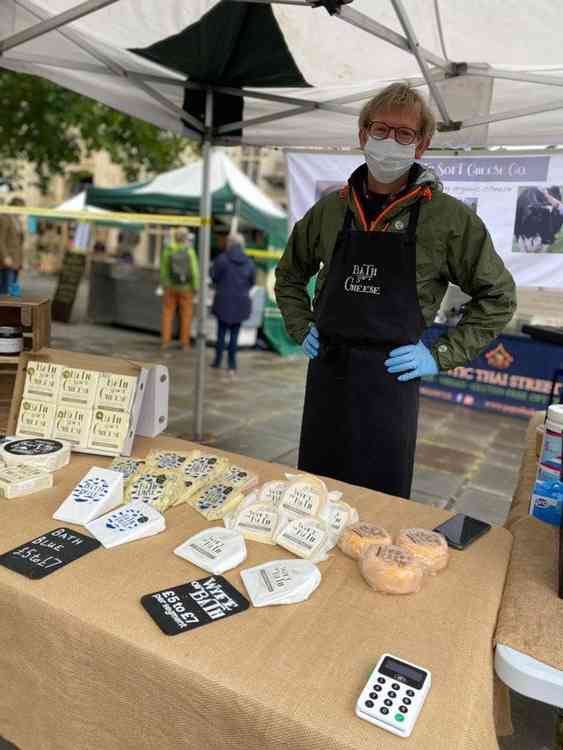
[141,575,249,636]
[51,251,87,323]
[0,527,100,579]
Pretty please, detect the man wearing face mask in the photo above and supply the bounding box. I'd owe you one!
[275,83,516,499]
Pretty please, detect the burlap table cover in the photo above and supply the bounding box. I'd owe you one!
[495,410,563,672]
[0,436,512,750]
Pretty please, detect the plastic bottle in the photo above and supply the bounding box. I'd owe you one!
[540,404,563,465]
[8,280,21,297]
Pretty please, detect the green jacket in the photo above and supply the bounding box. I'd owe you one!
[274,164,516,371]
[160,241,200,292]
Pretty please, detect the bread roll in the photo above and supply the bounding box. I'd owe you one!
[360,544,424,595]
[396,528,449,575]
[337,522,392,560]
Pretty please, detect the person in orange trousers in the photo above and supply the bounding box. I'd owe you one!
[159,228,200,350]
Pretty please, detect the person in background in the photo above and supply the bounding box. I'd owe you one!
[210,232,256,377]
[160,227,199,351]
[0,197,25,295]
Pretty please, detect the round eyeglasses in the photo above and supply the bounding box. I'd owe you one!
[365,120,420,146]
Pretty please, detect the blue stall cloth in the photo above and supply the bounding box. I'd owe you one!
[420,324,563,420]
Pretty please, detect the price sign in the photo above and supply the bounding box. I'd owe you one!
[0,527,100,579]
[141,575,249,636]
[51,251,87,323]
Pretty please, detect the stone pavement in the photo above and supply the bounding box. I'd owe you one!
[1,272,558,749]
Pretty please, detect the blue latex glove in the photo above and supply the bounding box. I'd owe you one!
[385,341,438,382]
[302,324,320,359]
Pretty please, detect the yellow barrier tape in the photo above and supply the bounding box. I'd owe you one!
[0,205,201,227]
[245,248,284,260]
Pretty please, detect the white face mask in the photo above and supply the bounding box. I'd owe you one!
[364,136,416,184]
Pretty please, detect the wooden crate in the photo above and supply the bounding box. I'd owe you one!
[0,296,51,353]
[0,359,18,434]
[0,298,50,432]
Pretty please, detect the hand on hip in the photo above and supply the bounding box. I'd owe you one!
[385,340,438,381]
[302,325,320,359]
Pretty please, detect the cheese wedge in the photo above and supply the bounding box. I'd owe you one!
[275,516,333,561]
[124,470,180,513]
[174,452,230,506]
[229,502,278,545]
[278,475,328,520]
[0,463,53,498]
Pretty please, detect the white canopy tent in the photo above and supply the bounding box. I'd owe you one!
[1,0,562,438]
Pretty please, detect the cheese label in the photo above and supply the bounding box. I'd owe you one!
[174,528,247,575]
[146,450,192,471]
[322,501,358,535]
[58,367,99,408]
[23,362,62,402]
[279,478,327,519]
[222,465,256,489]
[86,501,165,549]
[88,409,130,453]
[125,471,178,510]
[2,438,64,458]
[231,504,278,544]
[183,453,226,484]
[0,463,52,498]
[53,405,92,447]
[16,399,55,438]
[276,517,329,559]
[110,457,145,482]
[258,480,288,508]
[94,372,137,413]
[53,467,123,525]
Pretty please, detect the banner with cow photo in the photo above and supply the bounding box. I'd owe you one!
[286,151,563,289]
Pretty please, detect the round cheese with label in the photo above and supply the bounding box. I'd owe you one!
[396,528,449,575]
[337,522,392,560]
[360,544,424,595]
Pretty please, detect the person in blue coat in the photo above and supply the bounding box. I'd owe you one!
[210,232,256,377]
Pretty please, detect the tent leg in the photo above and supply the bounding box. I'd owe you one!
[193,90,213,441]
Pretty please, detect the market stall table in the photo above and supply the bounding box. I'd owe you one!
[494,412,563,729]
[0,436,512,750]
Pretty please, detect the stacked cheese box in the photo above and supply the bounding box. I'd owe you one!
[16,361,137,455]
[0,436,72,499]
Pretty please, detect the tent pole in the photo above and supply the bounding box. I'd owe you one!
[193,89,214,441]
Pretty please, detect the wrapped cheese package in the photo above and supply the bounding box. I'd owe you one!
[337,522,392,560]
[396,528,449,575]
[360,544,424,595]
[278,475,328,519]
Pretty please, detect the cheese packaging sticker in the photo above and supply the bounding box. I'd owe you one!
[258,480,289,508]
[275,516,333,561]
[229,503,278,545]
[240,559,321,607]
[23,362,62,402]
[321,500,359,536]
[175,452,230,506]
[110,457,145,483]
[192,483,244,520]
[124,470,179,512]
[52,467,123,525]
[52,405,92,448]
[16,399,55,439]
[86,501,165,549]
[94,372,137,413]
[145,450,193,472]
[0,438,71,471]
[278,476,328,519]
[87,409,130,453]
[174,527,247,575]
[0,463,53,499]
[58,367,99,408]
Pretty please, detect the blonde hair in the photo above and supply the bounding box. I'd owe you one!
[359,83,436,141]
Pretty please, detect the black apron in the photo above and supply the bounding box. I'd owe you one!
[298,202,424,498]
